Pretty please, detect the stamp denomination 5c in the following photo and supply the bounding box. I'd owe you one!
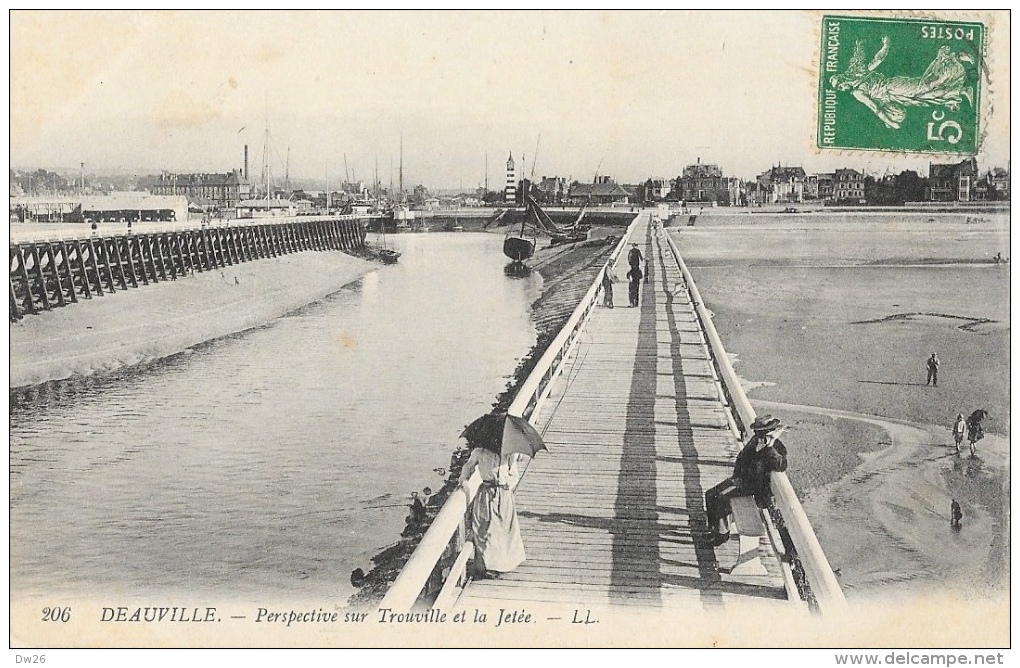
[818,15,984,154]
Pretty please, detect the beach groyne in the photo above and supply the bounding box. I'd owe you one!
[10,218,366,322]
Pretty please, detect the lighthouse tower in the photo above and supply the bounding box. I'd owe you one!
[505,153,517,204]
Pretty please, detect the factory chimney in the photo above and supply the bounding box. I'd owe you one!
[244,145,249,181]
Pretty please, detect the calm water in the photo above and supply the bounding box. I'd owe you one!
[10,233,541,602]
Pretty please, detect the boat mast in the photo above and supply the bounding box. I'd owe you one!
[262,98,272,208]
[399,133,404,200]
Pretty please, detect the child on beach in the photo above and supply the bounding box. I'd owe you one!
[951,499,963,529]
[952,414,966,455]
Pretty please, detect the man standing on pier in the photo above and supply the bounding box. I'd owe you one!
[626,263,643,307]
[627,242,643,272]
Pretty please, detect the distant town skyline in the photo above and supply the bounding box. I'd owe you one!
[11,11,1010,189]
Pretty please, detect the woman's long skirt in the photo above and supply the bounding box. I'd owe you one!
[469,483,526,572]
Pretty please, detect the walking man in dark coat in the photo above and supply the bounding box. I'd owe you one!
[627,242,643,271]
[626,264,643,307]
[704,415,789,546]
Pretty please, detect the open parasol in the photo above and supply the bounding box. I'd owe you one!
[461,412,548,459]
[501,413,548,459]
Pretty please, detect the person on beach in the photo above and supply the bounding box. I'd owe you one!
[601,268,616,308]
[952,413,967,455]
[704,415,789,546]
[458,438,526,578]
[965,409,988,458]
[626,264,643,307]
[926,352,940,386]
[950,499,963,529]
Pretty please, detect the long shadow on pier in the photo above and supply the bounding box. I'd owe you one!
[608,228,663,604]
[658,233,726,604]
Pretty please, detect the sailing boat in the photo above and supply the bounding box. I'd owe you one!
[378,223,401,264]
[549,200,591,246]
[503,196,539,262]
[376,164,400,264]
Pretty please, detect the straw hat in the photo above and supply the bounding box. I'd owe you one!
[750,415,782,434]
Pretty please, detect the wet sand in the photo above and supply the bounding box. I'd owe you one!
[10,251,376,389]
[672,212,1010,606]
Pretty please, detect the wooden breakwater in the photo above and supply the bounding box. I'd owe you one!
[9,218,366,322]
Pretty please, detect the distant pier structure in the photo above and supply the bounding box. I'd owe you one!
[9,216,366,322]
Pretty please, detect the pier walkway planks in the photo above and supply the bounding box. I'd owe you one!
[457,217,789,613]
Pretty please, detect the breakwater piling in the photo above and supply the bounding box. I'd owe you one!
[9,218,366,322]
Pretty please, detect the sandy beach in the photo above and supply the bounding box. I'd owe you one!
[672,211,1010,603]
[10,251,377,390]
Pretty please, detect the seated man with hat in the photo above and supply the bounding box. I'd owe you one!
[704,414,788,546]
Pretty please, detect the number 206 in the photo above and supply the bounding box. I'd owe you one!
[41,607,70,622]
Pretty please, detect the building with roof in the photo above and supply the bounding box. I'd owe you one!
[986,167,1010,200]
[674,161,740,205]
[815,173,835,201]
[755,165,806,204]
[568,176,631,205]
[151,170,250,211]
[537,176,569,204]
[10,192,188,223]
[928,159,978,202]
[833,168,866,204]
[235,197,297,218]
[642,178,672,202]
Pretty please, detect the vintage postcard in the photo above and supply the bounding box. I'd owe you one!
[8,10,1011,657]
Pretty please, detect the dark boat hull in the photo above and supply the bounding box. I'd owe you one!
[503,236,535,262]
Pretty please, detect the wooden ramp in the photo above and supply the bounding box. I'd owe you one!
[457,217,789,613]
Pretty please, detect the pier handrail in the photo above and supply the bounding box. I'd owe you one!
[378,470,483,612]
[661,224,849,615]
[508,217,639,423]
[379,217,641,612]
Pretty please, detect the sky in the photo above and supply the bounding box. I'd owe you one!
[9,10,1011,189]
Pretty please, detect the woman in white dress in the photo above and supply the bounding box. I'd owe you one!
[458,442,526,577]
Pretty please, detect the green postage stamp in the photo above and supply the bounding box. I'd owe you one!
[818,15,984,154]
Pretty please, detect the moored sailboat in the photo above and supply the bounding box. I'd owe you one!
[503,196,540,262]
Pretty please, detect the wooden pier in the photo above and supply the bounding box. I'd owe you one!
[9,218,366,322]
[455,216,791,612]
[380,212,847,626]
